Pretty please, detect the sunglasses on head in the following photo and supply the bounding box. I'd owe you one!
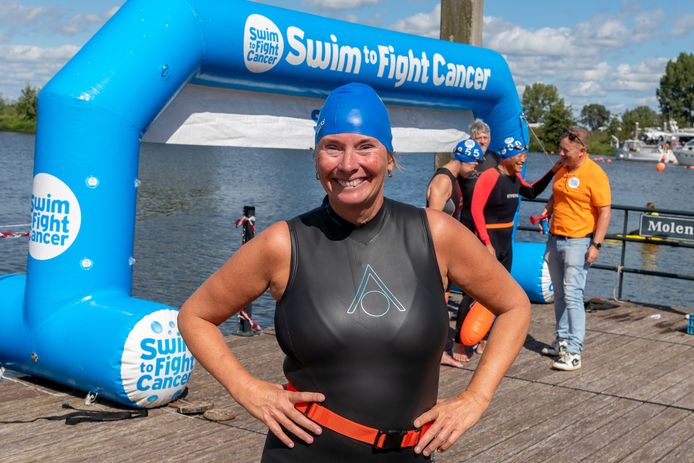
[564,130,586,148]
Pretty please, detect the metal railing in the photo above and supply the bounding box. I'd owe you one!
[517,198,694,299]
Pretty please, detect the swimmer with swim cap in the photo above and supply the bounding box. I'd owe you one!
[178,82,531,462]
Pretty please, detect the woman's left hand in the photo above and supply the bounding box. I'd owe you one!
[412,390,490,457]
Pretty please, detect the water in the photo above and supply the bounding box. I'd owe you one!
[2,131,693,333]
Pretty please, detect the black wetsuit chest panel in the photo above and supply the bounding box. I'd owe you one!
[459,171,480,231]
[268,198,447,462]
[482,169,522,224]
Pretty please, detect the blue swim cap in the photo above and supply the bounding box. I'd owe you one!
[497,136,528,159]
[315,83,394,152]
[453,139,484,163]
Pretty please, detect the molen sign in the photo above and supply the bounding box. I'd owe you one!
[639,214,694,242]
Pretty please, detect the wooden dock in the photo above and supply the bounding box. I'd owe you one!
[2,300,693,462]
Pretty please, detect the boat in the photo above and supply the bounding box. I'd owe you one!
[614,126,678,163]
[674,139,694,166]
[616,139,677,163]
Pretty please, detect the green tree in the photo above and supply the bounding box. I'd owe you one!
[15,84,38,121]
[657,52,694,126]
[542,99,575,152]
[621,106,660,139]
[522,83,560,124]
[606,115,621,137]
[580,103,610,131]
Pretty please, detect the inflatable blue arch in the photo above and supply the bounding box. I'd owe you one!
[0,0,550,408]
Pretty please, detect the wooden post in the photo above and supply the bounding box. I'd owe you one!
[435,0,484,168]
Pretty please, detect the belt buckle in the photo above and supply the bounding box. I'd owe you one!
[374,429,407,450]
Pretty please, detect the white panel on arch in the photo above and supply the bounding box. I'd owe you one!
[143,84,473,153]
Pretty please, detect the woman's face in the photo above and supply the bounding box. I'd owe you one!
[501,151,527,174]
[315,133,394,217]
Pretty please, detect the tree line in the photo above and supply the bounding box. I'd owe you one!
[522,52,694,155]
[0,84,38,133]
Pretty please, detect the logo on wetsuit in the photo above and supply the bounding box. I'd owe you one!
[346,264,406,317]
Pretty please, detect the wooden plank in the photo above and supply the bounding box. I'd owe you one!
[589,406,690,462]
[620,413,694,462]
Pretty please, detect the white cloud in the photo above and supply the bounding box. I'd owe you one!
[0,2,59,24]
[304,0,379,9]
[569,81,605,98]
[631,10,663,43]
[673,14,694,36]
[0,3,120,40]
[0,44,78,98]
[486,21,575,56]
[390,4,440,38]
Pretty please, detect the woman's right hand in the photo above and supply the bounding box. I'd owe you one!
[235,378,325,448]
[485,244,496,257]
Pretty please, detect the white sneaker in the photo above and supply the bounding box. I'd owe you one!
[552,352,582,371]
[541,339,567,357]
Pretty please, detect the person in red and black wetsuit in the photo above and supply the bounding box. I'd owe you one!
[471,137,564,271]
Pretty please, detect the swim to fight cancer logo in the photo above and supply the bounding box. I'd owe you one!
[29,173,81,260]
[244,14,283,73]
[120,309,195,407]
[241,14,493,90]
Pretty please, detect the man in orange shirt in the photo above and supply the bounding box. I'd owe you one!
[541,128,611,371]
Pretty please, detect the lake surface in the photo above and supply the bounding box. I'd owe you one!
[2,131,693,333]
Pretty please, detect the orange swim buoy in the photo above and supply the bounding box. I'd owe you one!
[459,302,495,347]
[656,162,665,172]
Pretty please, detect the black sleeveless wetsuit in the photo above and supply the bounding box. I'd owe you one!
[263,197,448,462]
[458,152,498,231]
[426,167,462,219]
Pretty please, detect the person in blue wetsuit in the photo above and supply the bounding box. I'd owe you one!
[178,83,531,462]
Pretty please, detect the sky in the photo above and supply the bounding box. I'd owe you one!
[2,0,693,117]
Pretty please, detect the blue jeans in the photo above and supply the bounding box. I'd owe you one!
[545,235,591,354]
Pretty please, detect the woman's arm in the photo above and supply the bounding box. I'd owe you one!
[470,169,499,255]
[426,172,454,212]
[414,211,531,457]
[178,221,324,448]
[518,159,563,199]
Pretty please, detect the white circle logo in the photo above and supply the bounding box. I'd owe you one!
[244,14,283,73]
[120,309,195,408]
[568,177,580,188]
[464,139,475,148]
[29,173,82,260]
[504,136,514,144]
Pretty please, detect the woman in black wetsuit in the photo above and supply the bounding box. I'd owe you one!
[178,83,531,462]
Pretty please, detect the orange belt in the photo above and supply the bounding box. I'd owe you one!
[486,220,515,229]
[287,384,432,450]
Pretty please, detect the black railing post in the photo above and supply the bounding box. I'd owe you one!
[618,209,628,299]
[237,205,256,336]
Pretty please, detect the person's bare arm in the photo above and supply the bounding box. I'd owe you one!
[586,205,611,264]
[427,174,453,211]
[413,210,531,457]
[178,221,324,448]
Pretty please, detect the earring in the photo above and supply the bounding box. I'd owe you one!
[387,171,392,178]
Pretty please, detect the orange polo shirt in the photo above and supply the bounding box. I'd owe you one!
[550,157,611,238]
